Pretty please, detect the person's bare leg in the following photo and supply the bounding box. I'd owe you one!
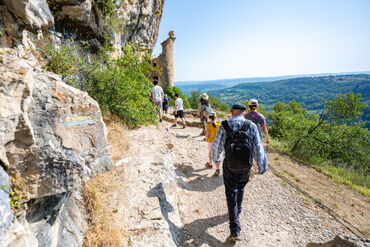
[253,160,258,171]
[208,148,212,165]
[158,104,162,118]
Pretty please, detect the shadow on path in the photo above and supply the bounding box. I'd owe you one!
[148,183,235,247]
[175,163,224,192]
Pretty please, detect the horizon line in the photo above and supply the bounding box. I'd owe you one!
[175,70,370,84]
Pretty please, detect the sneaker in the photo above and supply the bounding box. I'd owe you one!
[171,123,177,127]
[250,168,256,179]
[182,125,186,129]
[213,169,220,177]
[159,118,163,122]
[206,162,212,168]
[227,233,241,242]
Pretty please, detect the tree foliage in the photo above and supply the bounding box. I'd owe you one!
[267,93,369,174]
[188,90,229,112]
[40,41,158,128]
[209,75,370,128]
[165,86,190,109]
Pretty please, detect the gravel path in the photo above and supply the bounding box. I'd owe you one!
[99,119,359,246]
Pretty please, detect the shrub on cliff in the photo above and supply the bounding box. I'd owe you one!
[82,45,157,128]
[40,41,158,128]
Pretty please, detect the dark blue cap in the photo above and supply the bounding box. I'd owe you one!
[231,103,247,111]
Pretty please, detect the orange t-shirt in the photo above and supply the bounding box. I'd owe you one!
[206,122,221,143]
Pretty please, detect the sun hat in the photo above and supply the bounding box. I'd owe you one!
[248,99,258,106]
[209,111,216,117]
[200,93,209,100]
[231,103,247,111]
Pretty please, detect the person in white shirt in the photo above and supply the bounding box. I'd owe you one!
[151,81,164,121]
[172,93,186,128]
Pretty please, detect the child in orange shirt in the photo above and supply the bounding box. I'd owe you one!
[205,112,221,176]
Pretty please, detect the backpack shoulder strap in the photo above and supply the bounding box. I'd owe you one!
[257,114,262,124]
[241,120,251,131]
[245,113,252,120]
[222,120,232,133]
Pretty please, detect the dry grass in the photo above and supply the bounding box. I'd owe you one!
[103,114,129,163]
[83,114,131,246]
[83,168,129,247]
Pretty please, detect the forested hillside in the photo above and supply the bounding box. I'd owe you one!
[209,74,370,127]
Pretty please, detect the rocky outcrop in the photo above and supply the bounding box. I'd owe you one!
[0,0,165,245]
[3,0,54,29]
[0,165,13,236]
[0,48,113,246]
[0,0,164,51]
[307,235,370,247]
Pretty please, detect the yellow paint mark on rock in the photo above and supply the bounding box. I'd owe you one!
[65,116,93,122]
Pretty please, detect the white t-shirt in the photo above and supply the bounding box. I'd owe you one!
[151,85,163,103]
[175,98,183,111]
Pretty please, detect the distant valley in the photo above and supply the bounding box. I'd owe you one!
[177,73,370,128]
[176,71,370,95]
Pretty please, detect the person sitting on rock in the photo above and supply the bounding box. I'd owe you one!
[197,93,212,135]
[205,112,221,175]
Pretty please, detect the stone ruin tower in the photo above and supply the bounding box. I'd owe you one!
[152,31,176,88]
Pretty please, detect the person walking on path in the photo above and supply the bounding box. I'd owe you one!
[151,80,164,122]
[205,112,221,175]
[244,99,270,144]
[163,94,171,114]
[244,99,270,176]
[212,103,268,242]
[197,93,212,135]
[172,93,186,128]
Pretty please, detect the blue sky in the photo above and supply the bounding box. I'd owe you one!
[153,0,370,82]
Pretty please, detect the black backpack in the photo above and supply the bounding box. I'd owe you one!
[222,120,253,173]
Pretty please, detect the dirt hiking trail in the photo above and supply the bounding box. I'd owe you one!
[86,116,369,247]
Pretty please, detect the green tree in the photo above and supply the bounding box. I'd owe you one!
[165,86,190,109]
[188,90,201,109]
[209,96,229,112]
[267,93,369,174]
[82,44,157,128]
[40,40,158,128]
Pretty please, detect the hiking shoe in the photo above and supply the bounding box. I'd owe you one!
[159,118,163,122]
[206,162,212,168]
[227,233,241,242]
[250,168,256,179]
[171,123,177,127]
[213,169,220,177]
[183,125,186,129]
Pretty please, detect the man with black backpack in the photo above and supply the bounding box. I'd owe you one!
[212,103,267,242]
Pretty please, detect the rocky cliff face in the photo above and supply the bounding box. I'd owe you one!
[0,47,113,247]
[0,0,164,51]
[0,0,164,246]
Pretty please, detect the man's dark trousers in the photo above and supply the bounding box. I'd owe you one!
[223,162,251,235]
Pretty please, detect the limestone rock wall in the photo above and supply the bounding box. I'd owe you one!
[0,48,113,246]
[0,0,164,51]
[0,0,165,245]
